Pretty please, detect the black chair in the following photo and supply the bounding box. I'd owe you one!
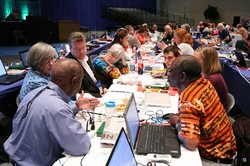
[235,40,248,52]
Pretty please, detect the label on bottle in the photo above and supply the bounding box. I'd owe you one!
[138,63,144,75]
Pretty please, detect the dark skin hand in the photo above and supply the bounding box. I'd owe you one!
[169,113,199,151]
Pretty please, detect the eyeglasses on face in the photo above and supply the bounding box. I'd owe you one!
[72,46,86,52]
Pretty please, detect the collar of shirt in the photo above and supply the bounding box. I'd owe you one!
[77,57,97,83]
[47,81,70,103]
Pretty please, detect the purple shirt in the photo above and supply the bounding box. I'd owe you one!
[206,73,228,108]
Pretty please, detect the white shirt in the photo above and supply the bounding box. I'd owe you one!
[78,56,97,83]
[177,43,194,56]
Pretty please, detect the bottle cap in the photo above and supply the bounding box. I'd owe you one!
[105,101,116,108]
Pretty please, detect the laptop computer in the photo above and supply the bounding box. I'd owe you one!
[124,93,181,158]
[105,128,137,166]
[18,49,29,69]
[144,92,171,108]
[0,58,24,85]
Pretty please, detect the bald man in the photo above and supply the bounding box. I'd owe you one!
[4,59,99,166]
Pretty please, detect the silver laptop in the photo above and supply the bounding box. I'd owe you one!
[144,92,171,107]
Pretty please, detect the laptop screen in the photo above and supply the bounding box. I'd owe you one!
[0,59,7,77]
[106,128,137,166]
[19,50,29,68]
[124,93,140,149]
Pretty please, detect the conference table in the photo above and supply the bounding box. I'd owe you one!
[53,65,202,166]
[220,57,250,117]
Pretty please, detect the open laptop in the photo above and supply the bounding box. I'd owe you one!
[105,128,137,166]
[124,93,181,158]
[144,92,171,108]
[235,51,250,69]
[18,49,29,69]
[0,58,24,85]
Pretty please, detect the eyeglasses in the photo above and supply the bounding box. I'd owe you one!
[45,58,56,64]
[72,46,86,52]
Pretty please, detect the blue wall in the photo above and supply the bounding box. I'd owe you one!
[41,0,156,30]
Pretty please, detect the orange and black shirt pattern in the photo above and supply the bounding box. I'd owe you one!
[178,78,236,159]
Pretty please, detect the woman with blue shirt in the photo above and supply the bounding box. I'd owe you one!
[20,42,56,101]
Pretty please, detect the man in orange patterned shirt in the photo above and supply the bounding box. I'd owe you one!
[168,56,236,166]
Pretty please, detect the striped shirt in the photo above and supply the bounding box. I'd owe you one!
[178,78,236,159]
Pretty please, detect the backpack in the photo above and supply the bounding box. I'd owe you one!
[232,116,250,166]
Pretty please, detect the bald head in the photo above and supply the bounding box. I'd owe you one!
[168,55,202,92]
[50,58,83,96]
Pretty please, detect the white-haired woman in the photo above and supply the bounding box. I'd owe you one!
[92,44,129,88]
[217,23,232,44]
[20,42,56,101]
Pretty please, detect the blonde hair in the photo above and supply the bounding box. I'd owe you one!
[199,46,221,76]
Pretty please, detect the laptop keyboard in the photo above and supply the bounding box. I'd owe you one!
[146,125,166,153]
[142,125,177,154]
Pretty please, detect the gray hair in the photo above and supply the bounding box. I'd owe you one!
[107,43,125,58]
[27,42,56,71]
[181,23,190,33]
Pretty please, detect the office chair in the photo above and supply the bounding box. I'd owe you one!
[225,93,236,125]
[235,40,248,52]
[16,94,20,106]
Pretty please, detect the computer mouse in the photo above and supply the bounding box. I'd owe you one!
[162,113,171,120]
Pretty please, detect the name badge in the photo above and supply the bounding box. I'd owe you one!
[96,80,103,94]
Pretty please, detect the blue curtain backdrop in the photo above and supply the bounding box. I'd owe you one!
[41,0,156,30]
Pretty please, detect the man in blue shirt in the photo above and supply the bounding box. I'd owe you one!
[4,58,99,166]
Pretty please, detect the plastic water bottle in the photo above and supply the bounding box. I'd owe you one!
[138,53,143,75]
[105,101,116,117]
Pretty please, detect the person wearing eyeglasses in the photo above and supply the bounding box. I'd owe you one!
[20,42,57,101]
[4,59,98,166]
[66,31,107,98]
[92,43,129,88]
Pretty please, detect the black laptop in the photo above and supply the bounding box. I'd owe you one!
[0,58,24,85]
[124,93,181,158]
[18,49,29,69]
[105,128,137,166]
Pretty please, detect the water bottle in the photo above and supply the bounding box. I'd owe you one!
[105,101,116,117]
[138,53,144,75]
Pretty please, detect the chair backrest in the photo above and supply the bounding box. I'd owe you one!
[226,93,235,114]
[16,94,20,106]
[235,40,248,52]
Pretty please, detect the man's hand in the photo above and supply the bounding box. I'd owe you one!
[169,113,180,125]
[76,91,100,110]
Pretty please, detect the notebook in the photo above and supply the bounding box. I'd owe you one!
[144,92,171,108]
[18,49,29,69]
[0,58,24,85]
[124,93,181,158]
[105,128,137,166]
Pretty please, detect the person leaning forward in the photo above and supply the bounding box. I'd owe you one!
[4,58,100,166]
[168,56,236,166]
